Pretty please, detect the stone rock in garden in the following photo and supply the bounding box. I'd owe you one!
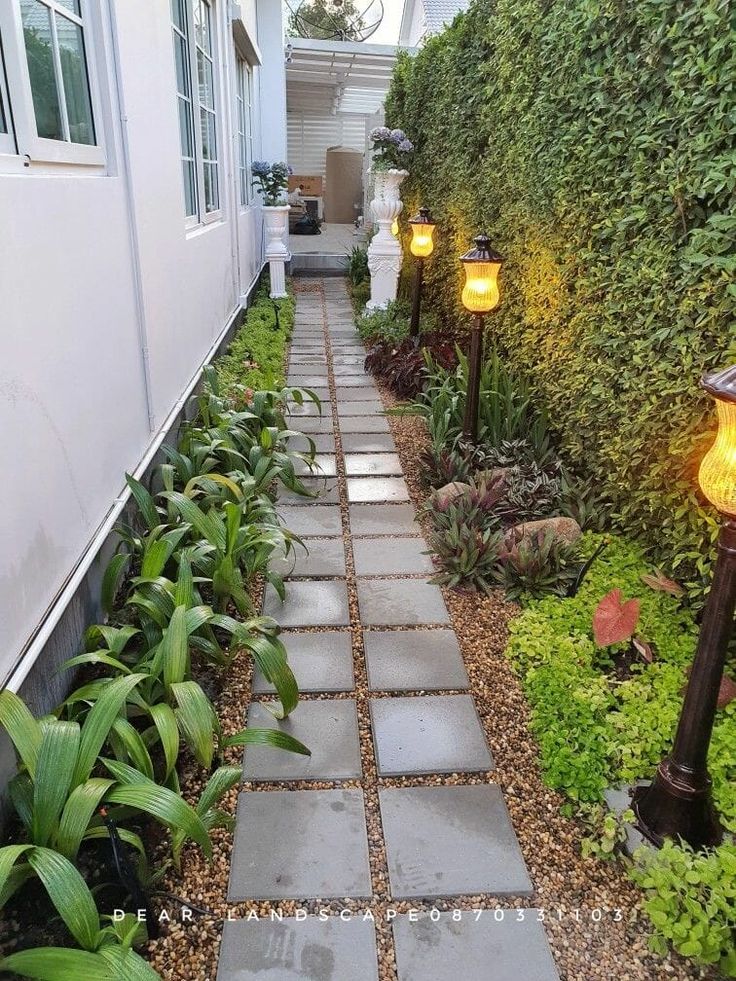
[506,516,582,551]
[474,467,511,489]
[433,481,471,510]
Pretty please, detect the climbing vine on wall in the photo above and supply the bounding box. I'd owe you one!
[386,0,736,596]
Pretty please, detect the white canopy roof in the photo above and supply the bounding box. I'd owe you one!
[285,37,409,116]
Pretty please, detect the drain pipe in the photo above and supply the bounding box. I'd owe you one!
[107,1,156,434]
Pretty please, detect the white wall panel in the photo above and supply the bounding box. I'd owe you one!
[287,112,366,176]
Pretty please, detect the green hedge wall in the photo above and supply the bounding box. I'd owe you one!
[386,0,736,596]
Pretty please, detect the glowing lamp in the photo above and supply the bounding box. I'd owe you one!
[460,233,503,313]
[391,218,399,237]
[699,365,736,516]
[409,206,436,258]
[633,362,736,850]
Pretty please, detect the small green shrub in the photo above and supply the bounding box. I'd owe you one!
[348,245,369,285]
[500,530,582,602]
[631,840,736,974]
[214,278,294,394]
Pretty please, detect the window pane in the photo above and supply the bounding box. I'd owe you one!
[170,0,186,32]
[182,158,197,217]
[200,108,216,161]
[56,13,94,144]
[194,1,211,54]
[204,161,218,212]
[55,0,81,14]
[178,98,193,156]
[174,34,188,94]
[21,0,63,140]
[0,87,7,134]
[197,52,214,109]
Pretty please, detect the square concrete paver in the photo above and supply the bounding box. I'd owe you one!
[370,695,492,776]
[278,478,339,505]
[287,375,330,388]
[294,454,338,477]
[345,453,403,476]
[228,789,372,900]
[364,629,469,691]
[336,387,379,401]
[347,477,409,502]
[253,631,354,693]
[290,416,334,435]
[243,700,361,781]
[287,402,325,418]
[338,401,384,416]
[277,505,342,537]
[357,578,450,626]
[392,912,559,981]
[263,580,350,627]
[353,537,433,575]
[341,416,391,433]
[287,433,335,454]
[349,504,418,536]
[217,917,380,981]
[271,537,346,578]
[335,375,374,388]
[379,785,533,898]
[342,434,397,454]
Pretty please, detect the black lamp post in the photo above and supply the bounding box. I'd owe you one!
[633,364,736,849]
[460,233,504,442]
[408,206,436,339]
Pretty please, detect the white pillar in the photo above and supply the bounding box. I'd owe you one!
[366,169,408,311]
[263,205,290,299]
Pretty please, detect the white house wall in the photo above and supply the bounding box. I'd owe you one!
[0,0,280,688]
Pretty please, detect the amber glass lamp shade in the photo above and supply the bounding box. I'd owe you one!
[391,218,399,237]
[460,233,504,313]
[409,206,436,258]
[699,365,736,517]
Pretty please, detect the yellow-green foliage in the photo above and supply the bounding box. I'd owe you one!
[385,0,736,596]
[215,278,295,396]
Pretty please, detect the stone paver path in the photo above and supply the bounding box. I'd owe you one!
[217,281,560,980]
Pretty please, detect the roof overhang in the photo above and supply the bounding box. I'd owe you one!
[286,36,413,116]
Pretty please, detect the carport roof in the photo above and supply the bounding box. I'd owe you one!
[286,37,412,116]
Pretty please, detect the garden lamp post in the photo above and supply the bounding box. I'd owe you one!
[460,233,504,441]
[408,206,436,338]
[633,363,736,849]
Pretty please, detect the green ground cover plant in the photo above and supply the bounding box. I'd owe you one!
[0,277,315,979]
[214,279,295,395]
[385,0,736,598]
[506,533,736,972]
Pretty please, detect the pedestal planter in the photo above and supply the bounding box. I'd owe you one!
[263,204,290,299]
[367,169,408,311]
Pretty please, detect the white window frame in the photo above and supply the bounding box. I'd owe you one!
[0,0,104,166]
[235,53,253,209]
[0,37,17,155]
[172,0,222,227]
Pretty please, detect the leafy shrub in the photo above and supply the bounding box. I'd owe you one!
[428,516,502,591]
[500,529,582,601]
[214,279,294,394]
[417,349,552,465]
[631,840,736,974]
[386,0,736,599]
[365,333,456,399]
[505,531,736,972]
[348,245,369,285]
[356,300,411,344]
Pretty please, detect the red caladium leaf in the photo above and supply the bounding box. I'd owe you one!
[592,588,641,647]
[632,636,654,663]
[718,674,736,710]
[641,569,685,597]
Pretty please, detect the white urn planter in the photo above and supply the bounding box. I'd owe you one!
[263,204,290,299]
[366,168,408,310]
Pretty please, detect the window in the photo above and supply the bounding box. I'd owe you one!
[235,55,252,207]
[0,0,102,165]
[19,0,95,145]
[171,0,220,223]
